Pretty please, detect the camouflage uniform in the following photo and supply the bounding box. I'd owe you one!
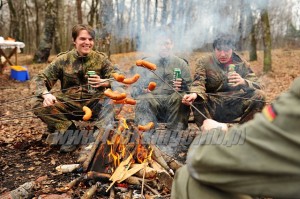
[191,52,265,127]
[171,77,300,199]
[31,49,117,133]
[131,55,192,130]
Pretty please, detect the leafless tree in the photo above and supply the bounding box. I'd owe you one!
[33,0,57,63]
[76,0,83,24]
[261,8,272,72]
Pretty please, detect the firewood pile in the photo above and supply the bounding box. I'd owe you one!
[52,119,198,199]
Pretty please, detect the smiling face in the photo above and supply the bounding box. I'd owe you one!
[73,30,94,56]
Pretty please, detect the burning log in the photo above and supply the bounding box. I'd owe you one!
[160,153,183,171]
[82,128,107,172]
[149,159,164,171]
[151,145,174,175]
[107,154,133,191]
[131,164,157,179]
[68,118,187,197]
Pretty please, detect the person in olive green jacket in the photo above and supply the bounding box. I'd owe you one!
[182,34,265,127]
[131,32,192,130]
[31,24,119,152]
[172,77,300,199]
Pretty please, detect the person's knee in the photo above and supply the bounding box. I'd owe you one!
[169,93,182,105]
[136,93,157,109]
[251,90,266,109]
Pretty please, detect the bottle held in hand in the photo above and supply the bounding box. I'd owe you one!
[227,64,236,86]
[87,71,96,93]
[173,68,182,90]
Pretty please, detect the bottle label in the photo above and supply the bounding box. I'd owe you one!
[173,68,181,80]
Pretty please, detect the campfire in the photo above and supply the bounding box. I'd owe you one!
[53,61,190,198]
[56,115,183,198]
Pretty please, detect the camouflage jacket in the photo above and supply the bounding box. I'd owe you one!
[191,52,262,99]
[33,49,116,99]
[131,55,192,97]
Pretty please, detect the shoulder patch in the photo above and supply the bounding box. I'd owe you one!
[262,104,277,122]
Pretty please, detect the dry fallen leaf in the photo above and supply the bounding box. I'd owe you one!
[50,158,56,165]
[28,167,35,171]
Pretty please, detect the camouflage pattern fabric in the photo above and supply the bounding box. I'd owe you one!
[191,52,265,126]
[171,77,300,199]
[131,55,192,130]
[31,49,117,132]
[31,94,113,133]
[33,49,116,99]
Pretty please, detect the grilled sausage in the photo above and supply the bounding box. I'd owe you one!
[138,122,155,131]
[112,73,125,82]
[104,88,127,100]
[122,74,140,84]
[136,60,157,70]
[148,82,157,91]
[82,106,92,121]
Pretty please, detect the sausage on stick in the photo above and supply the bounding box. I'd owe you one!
[138,122,155,131]
[148,82,157,91]
[82,106,92,121]
[112,73,126,82]
[122,74,140,84]
[104,89,127,100]
[136,60,157,71]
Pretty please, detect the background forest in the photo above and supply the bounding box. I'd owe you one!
[1,0,300,67]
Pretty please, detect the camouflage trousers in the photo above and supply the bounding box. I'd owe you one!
[193,89,266,127]
[31,94,114,133]
[135,92,191,130]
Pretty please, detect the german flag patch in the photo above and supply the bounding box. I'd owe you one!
[262,104,277,122]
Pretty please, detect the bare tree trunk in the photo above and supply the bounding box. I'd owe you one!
[249,14,257,61]
[98,0,114,58]
[76,0,83,24]
[88,0,99,26]
[54,0,63,54]
[7,0,20,41]
[237,0,245,51]
[144,0,150,31]
[153,0,158,27]
[129,0,136,51]
[171,0,177,26]
[136,0,141,49]
[33,0,56,63]
[161,0,168,26]
[261,8,272,72]
[34,0,40,49]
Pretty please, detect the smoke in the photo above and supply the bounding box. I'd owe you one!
[109,0,293,55]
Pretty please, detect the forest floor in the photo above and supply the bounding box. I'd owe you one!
[0,49,300,198]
